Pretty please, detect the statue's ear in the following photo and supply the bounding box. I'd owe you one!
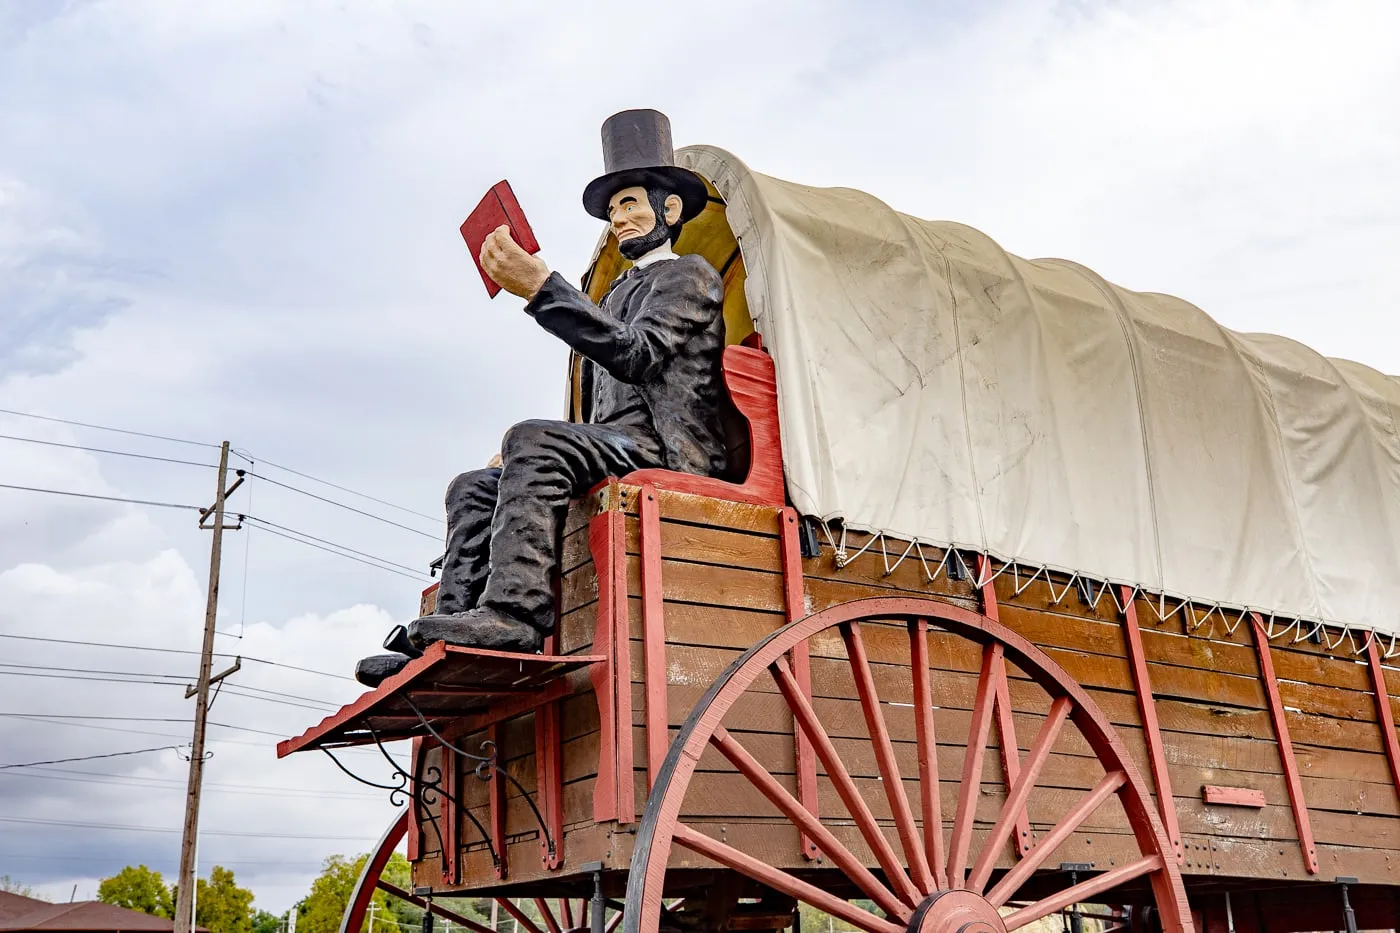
[663,193,683,225]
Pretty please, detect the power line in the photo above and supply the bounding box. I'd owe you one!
[0,762,380,790]
[0,432,216,468]
[0,482,201,512]
[0,632,357,681]
[0,713,288,738]
[243,515,431,576]
[245,521,432,582]
[0,852,334,868]
[0,408,222,452]
[243,472,441,539]
[0,661,188,680]
[0,815,378,840]
[0,746,178,771]
[237,450,442,523]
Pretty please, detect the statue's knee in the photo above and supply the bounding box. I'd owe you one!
[446,469,495,508]
[500,419,560,461]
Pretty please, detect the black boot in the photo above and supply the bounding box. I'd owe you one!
[353,625,425,687]
[354,653,411,688]
[406,606,543,653]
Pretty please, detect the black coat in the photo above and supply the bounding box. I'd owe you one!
[524,254,729,478]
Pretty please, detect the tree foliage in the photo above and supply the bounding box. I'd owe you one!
[252,910,285,933]
[97,865,173,918]
[194,866,255,933]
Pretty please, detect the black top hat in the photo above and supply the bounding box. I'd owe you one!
[582,109,708,223]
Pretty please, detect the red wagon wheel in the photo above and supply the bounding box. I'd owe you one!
[624,596,1191,933]
[341,812,620,933]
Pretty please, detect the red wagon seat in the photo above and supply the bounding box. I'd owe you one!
[621,343,784,506]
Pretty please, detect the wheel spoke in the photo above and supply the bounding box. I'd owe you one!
[947,642,1003,887]
[842,620,935,895]
[562,900,575,929]
[710,726,911,921]
[967,695,1072,893]
[499,899,548,933]
[671,823,904,933]
[771,655,923,909]
[1003,855,1163,930]
[910,619,948,889]
[986,770,1128,906]
[375,881,496,933]
[606,909,623,933]
[535,899,563,933]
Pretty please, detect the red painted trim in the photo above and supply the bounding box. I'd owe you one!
[639,485,668,788]
[779,508,818,860]
[977,555,1032,857]
[1250,612,1319,874]
[1121,585,1183,862]
[487,722,506,880]
[1202,785,1266,808]
[610,505,635,825]
[444,678,575,740]
[622,346,784,506]
[406,737,422,863]
[588,508,619,823]
[1365,638,1400,806]
[443,733,461,884]
[534,630,564,870]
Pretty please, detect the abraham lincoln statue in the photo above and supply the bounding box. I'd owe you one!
[356,109,727,686]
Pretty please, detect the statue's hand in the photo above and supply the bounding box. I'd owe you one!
[480,225,550,300]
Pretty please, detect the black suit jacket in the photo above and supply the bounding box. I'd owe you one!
[524,254,729,478]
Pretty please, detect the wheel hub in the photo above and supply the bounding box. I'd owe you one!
[909,890,1008,933]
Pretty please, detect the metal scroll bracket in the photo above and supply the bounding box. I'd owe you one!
[319,724,500,873]
[402,695,560,867]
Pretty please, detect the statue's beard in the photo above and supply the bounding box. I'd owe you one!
[618,218,672,261]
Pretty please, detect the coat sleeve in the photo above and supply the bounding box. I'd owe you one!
[524,257,723,384]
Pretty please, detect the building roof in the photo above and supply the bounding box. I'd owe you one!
[0,894,198,933]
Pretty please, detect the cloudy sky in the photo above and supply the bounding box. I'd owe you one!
[1,0,1397,916]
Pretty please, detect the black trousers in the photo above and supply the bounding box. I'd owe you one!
[436,419,665,630]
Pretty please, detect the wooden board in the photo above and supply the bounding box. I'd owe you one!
[409,484,1400,895]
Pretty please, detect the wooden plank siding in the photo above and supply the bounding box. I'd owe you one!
[414,484,1400,893]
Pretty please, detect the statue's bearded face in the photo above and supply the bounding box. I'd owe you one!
[608,185,684,260]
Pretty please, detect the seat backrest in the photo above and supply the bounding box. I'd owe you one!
[621,344,784,506]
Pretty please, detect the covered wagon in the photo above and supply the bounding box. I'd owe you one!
[278,145,1400,933]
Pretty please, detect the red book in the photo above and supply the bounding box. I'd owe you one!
[460,180,540,298]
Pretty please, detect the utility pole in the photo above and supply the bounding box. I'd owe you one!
[174,441,244,933]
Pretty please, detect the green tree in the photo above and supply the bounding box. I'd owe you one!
[193,866,254,933]
[252,910,285,933]
[97,865,173,918]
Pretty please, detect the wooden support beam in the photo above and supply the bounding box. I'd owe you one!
[1250,612,1318,874]
[487,722,505,880]
[779,507,819,860]
[1120,585,1183,863]
[1364,637,1400,807]
[442,733,460,884]
[587,505,623,823]
[639,485,668,788]
[535,651,564,870]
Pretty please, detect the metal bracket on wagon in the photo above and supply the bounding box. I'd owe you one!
[402,695,560,863]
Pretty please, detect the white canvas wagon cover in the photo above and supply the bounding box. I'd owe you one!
[677,145,1400,635]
